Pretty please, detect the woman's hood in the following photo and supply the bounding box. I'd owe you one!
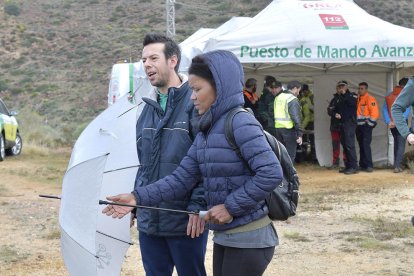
[202,50,245,124]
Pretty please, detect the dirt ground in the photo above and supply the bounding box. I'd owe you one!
[0,147,413,276]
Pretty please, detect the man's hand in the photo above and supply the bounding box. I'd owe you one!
[186,214,205,238]
[407,133,414,145]
[388,122,395,128]
[296,136,303,145]
[101,193,136,219]
[335,113,341,119]
[204,204,233,225]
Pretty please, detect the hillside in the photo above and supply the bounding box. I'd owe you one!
[0,0,413,146]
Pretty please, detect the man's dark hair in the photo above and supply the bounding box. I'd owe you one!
[245,78,257,88]
[399,77,409,86]
[273,81,282,88]
[264,75,277,87]
[287,80,302,90]
[359,82,368,88]
[189,55,216,90]
[143,33,181,73]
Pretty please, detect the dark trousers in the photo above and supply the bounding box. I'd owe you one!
[331,130,346,165]
[213,243,275,276]
[139,231,208,276]
[274,128,297,162]
[340,120,358,170]
[391,127,406,169]
[356,124,373,169]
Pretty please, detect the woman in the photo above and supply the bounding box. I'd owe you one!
[103,50,283,276]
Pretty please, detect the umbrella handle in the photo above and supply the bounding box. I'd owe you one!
[198,210,208,219]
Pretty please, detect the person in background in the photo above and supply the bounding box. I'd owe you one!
[392,76,414,147]
[327,84,347,168]
[299,84,315,162]
[334,80,359,175]
[300,84,314,130]
[274,80,303,162]
[257,76,279,133]
[103,50,283,276]
[356,82,379,172]
[133,33,208,276]
[243,78,259,115]
[382,77,410,173]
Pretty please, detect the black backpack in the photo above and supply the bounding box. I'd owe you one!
[224,107,300,221]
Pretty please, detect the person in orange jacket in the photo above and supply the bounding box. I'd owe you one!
[356,82,379,172]
[383,77,410,173]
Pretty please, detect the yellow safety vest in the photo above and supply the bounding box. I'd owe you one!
[274,92,296,129]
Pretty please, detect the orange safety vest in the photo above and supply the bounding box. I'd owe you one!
[385,86,403,123]
[243,89,259,104]
[357,92,379,127]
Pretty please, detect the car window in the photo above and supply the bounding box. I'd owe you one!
[0,100,9,115]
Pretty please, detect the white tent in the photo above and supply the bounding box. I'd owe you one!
[193,0,414,167]
[179,17,252,72]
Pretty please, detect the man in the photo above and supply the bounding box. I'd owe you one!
[265,80,284,137]
[356,82,379,172]
[327,84,346,168]
[243,78,259,115]
[392,76,414,147]
[274,80,303,162]
[133,33,207,276]
[334,80,359,175]
[382,77,410,173]
[257,76,282,135]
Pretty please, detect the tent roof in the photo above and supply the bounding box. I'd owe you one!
[180,28,215,48]
[201,0,414,68]
[179,17,252,71]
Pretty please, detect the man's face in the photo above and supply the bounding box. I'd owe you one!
[270,86,281,96]
[142,43,176,89]
[252,84,257,93]
[338,84,347,93]
[336,86,341,93]
[292,87,301,97]
[358,85,367,96]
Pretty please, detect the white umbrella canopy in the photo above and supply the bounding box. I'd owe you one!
[59,81,150,275]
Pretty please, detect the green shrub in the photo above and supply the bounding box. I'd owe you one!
[4,4,20,16]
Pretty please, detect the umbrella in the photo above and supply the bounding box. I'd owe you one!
[59,71,152,275]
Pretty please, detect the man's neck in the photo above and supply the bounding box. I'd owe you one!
[158,72,182,94]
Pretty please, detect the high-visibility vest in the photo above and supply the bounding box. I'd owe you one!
[357,92,379,126]
[274,92,296,129]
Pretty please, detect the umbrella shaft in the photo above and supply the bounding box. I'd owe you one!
[99,200,198,215]
[39,194,61,200]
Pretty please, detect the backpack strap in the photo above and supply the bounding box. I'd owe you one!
[225,107,254,174]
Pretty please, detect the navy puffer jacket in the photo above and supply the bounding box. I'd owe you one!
[133,50,283,231]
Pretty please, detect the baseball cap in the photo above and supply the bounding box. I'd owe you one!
[337,80,348,86]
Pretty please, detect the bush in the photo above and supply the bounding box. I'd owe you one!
[4,4,20,16]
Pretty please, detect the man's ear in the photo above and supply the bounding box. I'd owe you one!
[168,55,178,70]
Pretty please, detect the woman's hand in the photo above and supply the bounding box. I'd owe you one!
[101,193,136,219]
[187,214,205,238]
[204,204,233,225]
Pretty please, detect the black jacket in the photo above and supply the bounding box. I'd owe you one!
[334,90,357,125]
[256,88,275,131]
[327,93,342,131]
[134,79,206,236]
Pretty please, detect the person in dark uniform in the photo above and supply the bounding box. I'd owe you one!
[333,80,359,175]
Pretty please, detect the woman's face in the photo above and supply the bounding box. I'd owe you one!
[189,74,216,115]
